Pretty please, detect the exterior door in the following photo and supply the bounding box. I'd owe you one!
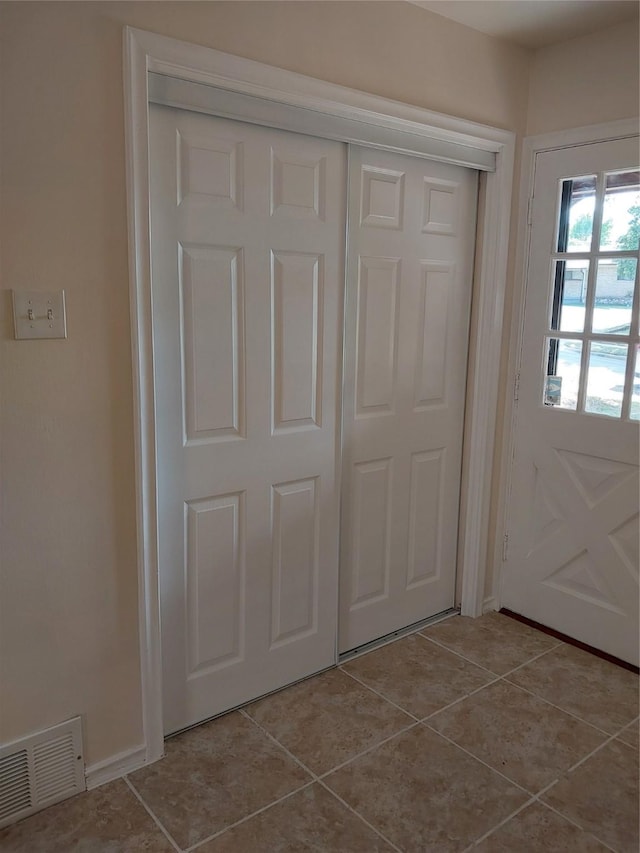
[501,136,639,665]
[339,146,478,652]
[149,105,346,733]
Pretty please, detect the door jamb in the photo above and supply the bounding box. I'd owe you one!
[491,118,640,610]
[123,25,516,766]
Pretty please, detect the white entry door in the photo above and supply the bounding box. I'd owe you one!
[339,147,478,652]
[501,136,639,665]
[149,105,346,734]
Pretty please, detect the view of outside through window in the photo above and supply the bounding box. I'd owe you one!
[546,169,639,419]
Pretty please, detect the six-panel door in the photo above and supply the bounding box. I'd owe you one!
[150,105,479,731]
[150,106,346,734]
[339,147,478,652]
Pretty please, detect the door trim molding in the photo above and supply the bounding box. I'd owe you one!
[146,72,496,171]
[123,25,516,766]
[492,117,640,610]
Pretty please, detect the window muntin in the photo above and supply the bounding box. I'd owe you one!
[562,175,597,252]
[549,260,589,333]
[592,259,636,335]
[600,170,640,252]
[545,338,581,410]
[544,169,639,419]
[630,347,640,421]
[584,341,627,418]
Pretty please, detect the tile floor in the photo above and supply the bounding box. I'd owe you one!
[1,612,638,852]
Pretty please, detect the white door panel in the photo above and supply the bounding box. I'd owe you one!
[502,137,639,665]
[339,147,478,652]
[151,106,480,721]
[150,106,345,733]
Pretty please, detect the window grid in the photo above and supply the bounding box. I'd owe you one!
[545,169,640,420]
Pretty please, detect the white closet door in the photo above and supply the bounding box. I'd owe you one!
[339,146,478,652]
[149,105,346,734]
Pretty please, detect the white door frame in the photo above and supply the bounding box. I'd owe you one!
[123,26,515,766]
[492,117,640,610]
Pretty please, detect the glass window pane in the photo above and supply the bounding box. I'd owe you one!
[545,338,582,410]
[592,259,635,334]
[562,176,597,252]
[584,341,628,418]
[631,346,640,421]
[600,170,640,251]
[614,256,638,296]
[550,260,589,332]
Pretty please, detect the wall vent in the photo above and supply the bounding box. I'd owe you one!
[0,717,85,829]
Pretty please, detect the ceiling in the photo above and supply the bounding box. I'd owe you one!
[409,1,639,49]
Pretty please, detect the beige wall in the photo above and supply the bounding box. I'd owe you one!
[0,1,530,768]
[527,20,639,135]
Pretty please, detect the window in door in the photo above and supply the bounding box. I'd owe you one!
[544,169,639,419]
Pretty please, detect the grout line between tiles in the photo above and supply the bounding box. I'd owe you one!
[245,702,420,784]
[531,776,565,801]
[338,667,422,722]
[240,709,319,780]
[612,714,639,745]
[239,710,404,853]
[419,631,564,681]
[419,674,503,723]
[164,709,319,852]
[421,721,536,798]
[469,795,619,853]
[315,778,403,853]
[499,679,616,739]
[417,633,501,675]
[496,641,566,678]
[537,800,619,853]
[529,724,637,853]
[615,718,640,749]
[422,678,628,810]
[124,776,182,852]
[462,773,579,850]
[464,793,538,849]
[556,724,629,778]
[614,736,637,753]
[185,780,316,852]
[316,721,421,780]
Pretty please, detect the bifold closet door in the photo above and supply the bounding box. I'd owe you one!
[339,146,478,653]
[149,105,346,734]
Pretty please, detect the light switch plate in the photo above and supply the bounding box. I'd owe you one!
[12,290,67,340]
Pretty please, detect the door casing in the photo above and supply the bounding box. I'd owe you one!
[124,26,516,770]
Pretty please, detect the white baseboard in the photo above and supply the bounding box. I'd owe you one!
[483,596,499,614]
[85,743,152,790]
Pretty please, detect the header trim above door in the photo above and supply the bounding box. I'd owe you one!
[123,25,515,771]
[147,73,496,171]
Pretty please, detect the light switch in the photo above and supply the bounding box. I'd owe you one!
[12,290,67,340]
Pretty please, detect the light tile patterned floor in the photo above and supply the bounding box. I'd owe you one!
[1,613,638,852]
